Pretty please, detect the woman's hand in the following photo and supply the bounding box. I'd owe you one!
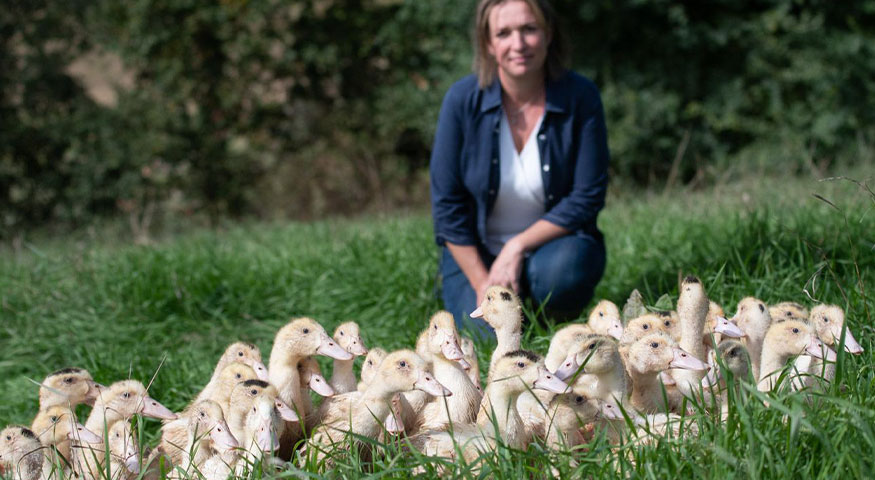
[486,238,526,294]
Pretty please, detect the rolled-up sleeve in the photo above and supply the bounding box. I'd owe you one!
[430,87,478,246]
[542,93,610,232]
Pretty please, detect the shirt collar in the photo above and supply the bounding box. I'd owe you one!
[480,71,568,114]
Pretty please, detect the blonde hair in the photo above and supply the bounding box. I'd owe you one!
[472,0,568,88]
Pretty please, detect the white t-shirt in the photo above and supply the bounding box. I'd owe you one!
[485,112,546,255]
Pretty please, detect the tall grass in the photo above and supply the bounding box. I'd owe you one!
[1,170,873,478]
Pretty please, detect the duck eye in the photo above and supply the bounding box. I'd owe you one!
[664,321,671,327]
[303,328,310,334]
[650,342,658,349]
[822,317,828,323]
[200,412,205,418]
[642,324,649,330]
[122,392,131,399]
[399,361,407,368]
[599,312,603,317]
[238,351,244,357]
[517,362,525,368]
[575,396,584,403]
[250,389,257,395]
[64,377,73,384]
[786,312,792,317]
[6,435,10,440]
[792,328,799,334]
[51,416,58,422]
[235,373,242,379]
[588,343,596,350]
[367,360,373,365]
[340,331,344,336]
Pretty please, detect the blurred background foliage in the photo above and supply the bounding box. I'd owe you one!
[2,0,873,237]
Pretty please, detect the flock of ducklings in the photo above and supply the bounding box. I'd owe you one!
[0,275,865,478]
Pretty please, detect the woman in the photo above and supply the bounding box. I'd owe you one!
[430,0,609,337]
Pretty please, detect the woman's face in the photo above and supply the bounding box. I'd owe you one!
[487,1,550,83]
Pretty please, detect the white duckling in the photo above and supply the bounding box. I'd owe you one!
[409,350,569,463]
[417,311,481,431]
[460,337,481,392]
[702,301,745,352]
[37,368,103,411]
[191,362,259,414]
[104,420,141,480]
[731,297,772,380]
[626,332,708,413]
[792,304,864,390]
[308,350,450,465]
[545,323,593,374]
[157,400,238,474]
[268,317,352,457]
[757,319,837,392]
[0,426,45,480]
[587,300,624,340]
[226,380,298,457]
[470,286,523,381]
[553,334,626,404]
[769,302,809,323]
[700,339,753,408]
[543,389,607,451]
[329,321,369,394]
[670,276,711,398]
[30,406,101,471]
[357,348,387,392]
[208,342,270,384]
[298,356,335,398]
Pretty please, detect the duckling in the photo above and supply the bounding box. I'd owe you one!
[731,297,772,380]
[209,342,270,384]
[77,380,175,478]
[702,302,745,352]
[37,368,103,411]
[769,302,809,323]
[460,336,482,392]
[409,350,568,464]
[417,311,481,431]
[0,426,44,480]
[671,276,710,398]
[626,332,708,413]
[192,362,259,414]
[757,319,837,392]
[299,357,335,398]
[308,350,450,465]
[470,286,523,381]
[553,334,626,404]
[545,323,593,373]
[587,300,624,340]
[268,317,353,457]
[104,420,141,480]
[357,348,387,392]
[157,400,238,473]
[543,389,605,450]
[226,380,298,472]
[792,304,864,390]
[30,406,101,469]
[701,340,752,399]
[329,321,369,394]
[653,311,682,341]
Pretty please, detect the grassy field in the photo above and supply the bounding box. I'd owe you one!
[1,170,873,478]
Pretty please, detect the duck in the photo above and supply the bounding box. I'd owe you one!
[208,342,270,384]
[267,317,353,457]
[587,300,624,340]
[357,348,387,392]
[77,380,176,478]
[225,379,298,474]
[731,297,772,380]
[545,323,593,373]
[104,419,141,480]
[30,406,101,470]
[700,339,752,414]
[157,400,238,473]
[769,302,809,323]
[702,301,745,352]
[670,276,711,398]
[791,304,864,390]
[543,389,606,451]
[653,310,682,341]
[553,334,626,404]
[415,311,481,431]
[329,321,369,394]
[191,362,259,414]
[757,319,837,392]
[308,350,451,465]
[298,356,335,398]
[469,286,523,381]
[37,368,103,411]
[460,337,482,392]
[626,332,708,413]
[618,314,671,385]
[0,426,46,480]
[408,350,569,464]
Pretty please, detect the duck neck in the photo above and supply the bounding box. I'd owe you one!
[628,366,666,413]
[268,354,304,416]
[331,357,356,393]
[489,325,522,377]
[595,354,628,401]
[477,382,524,444]
[758,345,792,390]
[743,321,770,380]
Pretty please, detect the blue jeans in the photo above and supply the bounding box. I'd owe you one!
[438,234,606,339]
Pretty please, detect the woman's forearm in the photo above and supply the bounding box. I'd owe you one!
[445,242,489,295]
[507,219,570,254]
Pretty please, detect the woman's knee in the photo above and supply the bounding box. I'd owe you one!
[525,235,606,312]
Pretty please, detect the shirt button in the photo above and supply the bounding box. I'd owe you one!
[492,158,498,165]
[542,164,550,172]
[538,134,546,141]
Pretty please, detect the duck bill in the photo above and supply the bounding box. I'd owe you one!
[469,304,484,318]
[274,399,300,422]
[457,358,472,371]
[600,401,624,421]
[439,331,465,361]
[414,371,452,397]
[533,367,569,394]
[806,337,837,361]
[608,323,624,340]
[255,423,279,452]
[139,396,177,420]
[248,361,270,381]
[553,353,580,382]
[124,455,140,474]
[348,340,368,356]
[669,348,708,370]
[701,367,721,388]
[69,423,102,444]
[85,382,105,406]
[317,333,353,360]
[659,371,677,386]
[384,412,405,434]
[714,317,745,338]
[210,421,239,453]
[834,327,864,354]
[308,374,335,397]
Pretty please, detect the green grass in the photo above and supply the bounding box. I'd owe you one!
[1,170,873,478]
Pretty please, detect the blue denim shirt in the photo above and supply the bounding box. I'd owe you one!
[430,70,610,247]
